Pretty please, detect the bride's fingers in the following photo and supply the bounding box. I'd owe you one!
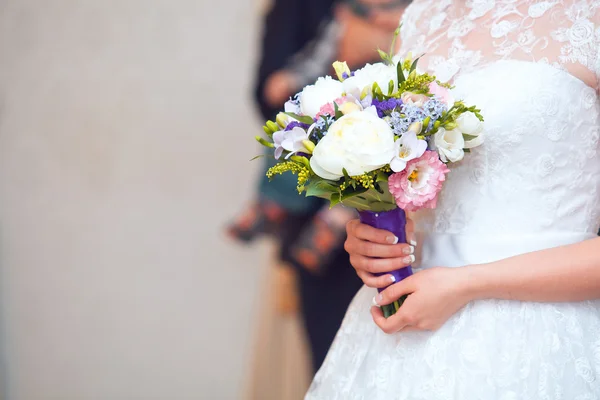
[370,306,411,334]
[346,237,414,258]
[350,254,414,274]
[356,270,396,288]
[347,219,398,245]
[374,278,415,306]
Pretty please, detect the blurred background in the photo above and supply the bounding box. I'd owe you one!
[0,0,406,398]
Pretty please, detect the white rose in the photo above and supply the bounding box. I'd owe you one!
[456,111,484,148]
[310,107,395,180]
[434,128,465,163]
[299,76,344,118]
[343,62,397,98]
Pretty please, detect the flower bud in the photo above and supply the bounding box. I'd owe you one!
[302,140,315,153]
[332,61,351,81]
[267,121,280,133]
[276,113,288,128]
[408,121,423,134]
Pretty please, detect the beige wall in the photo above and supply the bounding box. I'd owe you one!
[0,1,267,399]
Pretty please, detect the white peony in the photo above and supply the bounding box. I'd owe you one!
[299,76,344,118]
[456,111,484,148]
[434,128,465,163]
[310,107,395,180]
[343,62,398,98]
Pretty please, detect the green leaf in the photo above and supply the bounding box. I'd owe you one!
[372,82,383,99]
[330,192,341,208]
[290,155,311,169]
[464,148,471,153]
[388,79,395,96]
[305,180,339,199]
[376,170,389,183]
[283,112,314,125]
[249,155,266,161]
[462,134,479,141]
[397,61,406,86]
[334,102,343,119]
[409,55,422,73]
[255,136,274,148]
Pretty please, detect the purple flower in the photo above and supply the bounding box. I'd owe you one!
[372,98,404,118]
[285,121,311,131]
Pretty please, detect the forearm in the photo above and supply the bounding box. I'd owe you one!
[465,237,600,303]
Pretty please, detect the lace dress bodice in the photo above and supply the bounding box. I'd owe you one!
[399,0,600,88]
[397,0,600,239]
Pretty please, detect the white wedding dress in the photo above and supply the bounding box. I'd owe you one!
[306,1,600,398]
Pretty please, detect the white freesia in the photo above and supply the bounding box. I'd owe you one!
[299,76,344,118]
[310,106,395,180]
[434,128,465,163]
[284,99,301,114]
[343,62,397,98]
[273,127,310,159]
[390,131,428,172]
[456,111,485,148]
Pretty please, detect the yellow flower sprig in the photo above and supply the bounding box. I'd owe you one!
[266,161,311,194]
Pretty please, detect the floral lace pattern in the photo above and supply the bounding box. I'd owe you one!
[306,1,600,399]
[399,0,600,89]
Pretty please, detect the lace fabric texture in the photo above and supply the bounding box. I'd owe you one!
[306,1,600,398]
[399,0,600,89]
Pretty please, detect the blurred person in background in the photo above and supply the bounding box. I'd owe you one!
[228,0,410,373]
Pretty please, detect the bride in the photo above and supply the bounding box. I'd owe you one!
[306,0,600,398]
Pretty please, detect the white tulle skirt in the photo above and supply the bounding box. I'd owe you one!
[306,232,600,399]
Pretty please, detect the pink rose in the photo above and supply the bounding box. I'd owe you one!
[401,91,430,107]
[388,151,450,212]
[428,81,455,107]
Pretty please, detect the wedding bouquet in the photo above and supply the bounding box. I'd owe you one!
[255,32,484,317]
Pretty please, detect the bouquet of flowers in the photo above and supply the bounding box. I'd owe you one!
[255,31,484,317]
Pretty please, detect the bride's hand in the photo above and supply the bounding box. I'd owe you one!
[371,267,473,333]
[344,219,416,288]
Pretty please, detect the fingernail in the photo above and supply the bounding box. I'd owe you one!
[409,239,417,247]
[402,245,415,255]
[372,294,384,306]
[386,235,399,244]
[403,255,416,264]
[388,275,396,283]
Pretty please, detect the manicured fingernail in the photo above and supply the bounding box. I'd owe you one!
[404,255,416,264]
[403,245,415,255]
[388,275,396,283]
[409,239,417,247]
[372,294,384,306]
[386,235,399,244]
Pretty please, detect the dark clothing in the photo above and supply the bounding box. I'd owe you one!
[280,213,362,373]
[254,0,337,121]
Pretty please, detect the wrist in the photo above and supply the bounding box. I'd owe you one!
[458,263,489,302]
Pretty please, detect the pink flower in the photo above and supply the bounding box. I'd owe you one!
[315,97,355,119]
[388,151,450,212]
[316,103,335,119]
[428,81,455,107]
